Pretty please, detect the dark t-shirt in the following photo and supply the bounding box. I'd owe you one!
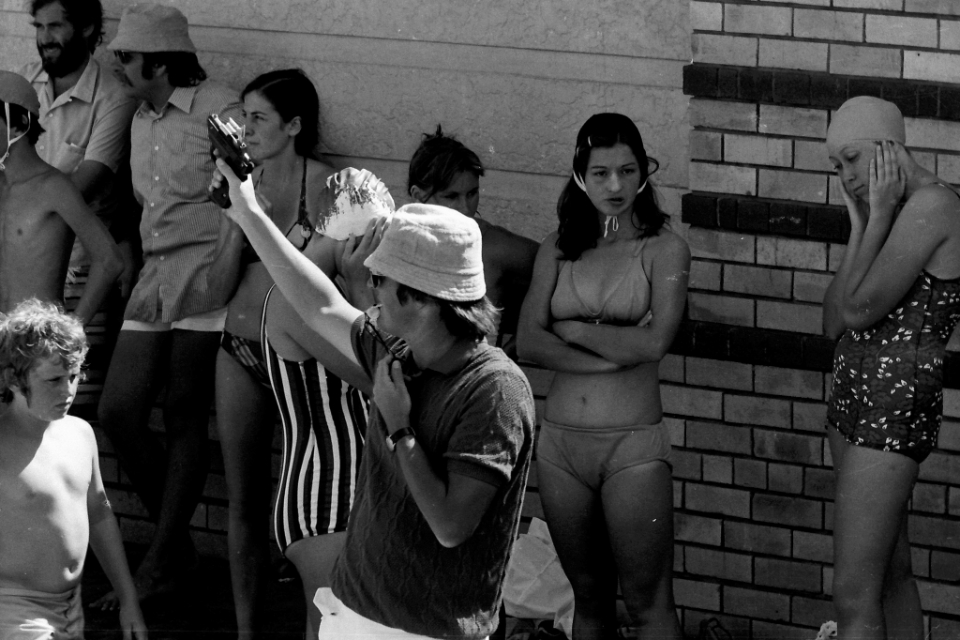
[330,315,535,638]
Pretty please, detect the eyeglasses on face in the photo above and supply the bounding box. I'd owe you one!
[114,50,134,64]
[370,273,385,289]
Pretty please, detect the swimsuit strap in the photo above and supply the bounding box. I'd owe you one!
[282,158,314,251]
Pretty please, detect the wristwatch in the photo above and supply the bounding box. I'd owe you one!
[386,426,416,451]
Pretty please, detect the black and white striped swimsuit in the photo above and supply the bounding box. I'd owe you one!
[261,285,368,551]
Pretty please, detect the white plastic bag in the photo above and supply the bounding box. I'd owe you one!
[503,517,574,637]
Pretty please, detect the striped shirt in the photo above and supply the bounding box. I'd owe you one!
[125,81,241,322]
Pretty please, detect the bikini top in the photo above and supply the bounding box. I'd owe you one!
[550,237,651,325]
[241,159,313,266]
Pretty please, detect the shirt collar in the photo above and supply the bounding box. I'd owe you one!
[31,57,99,105]
[136,84,199,118]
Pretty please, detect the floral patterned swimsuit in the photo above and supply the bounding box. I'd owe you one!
[827,272,960,462]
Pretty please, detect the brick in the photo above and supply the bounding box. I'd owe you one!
[703,454,734,484]
[693,322,732,359]
[809,206,848,242]
[674,578,720,611]
[940,419,960,453]
[945,389,960,418]
[939,87,960,120]
[690,130,722,162]
[791,596,836,627]
[686,482,751,517]
[735,457,767,489]
[686,357,752,391]
[793,271,831,303]
[687,228,755,263]
[724,586,790,621]
[939,154,960,183]
[684,63,718,100]
[794,530,833,562]
[847,77,884,100]
[725,521,792,556]
[756,366,822,400]
[904,50,960,84]
[683,193,719,227]
[931,550,960,581]
[918,579,960,615]
[739,68,773,103]
[757,301,822,335]
[917,451,960,483]
[690,99,758,132]
[941,21,960,51]
[757,237,827,270]
[692,34,758,67]
[794,140,830,172]
[769,201,807,237]
[755,430,823,465]
[690,1,723,32]
[724,264,792,299]
[909,514,960,550]
[724,4,792,36]
[794,9,863,42]
[738,199,769,233]
[866,15,937,48]
[768,462,803,494]
[753,494,823,528]
[930,618,960,640]
[726,395,791,428]
[758,39,828,73]
[834,0,902,7]
[689,260,722,291]
[724,134,792,168]
[810,75,848,111]
[768,332,805,369]
[759,105,828,139]
[804,467,835,499]
[690,162,757,196]
[756,557,821,592]
[673,449,702,480]
[773,71,812,107]
[906,0,960,15]
[758,169,828,203]
[675,512,722,545]
[829,44,901,79]
[686,420,752,454]
[753,621,818,640]
[951,487,960,515]
[684,612,751,640]
[688,292,755,327]
[662,384,724,419]
[665,416,685,447]
[883,83,919,118]
[687,546,753,583]
[913,482,946,514]
[718,197,739,228]
[917,85,939,118]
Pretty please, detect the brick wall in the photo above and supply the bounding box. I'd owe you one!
[679,1,960,636]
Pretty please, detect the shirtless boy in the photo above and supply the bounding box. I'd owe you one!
[0,71,122,325]
[0,299,146,638]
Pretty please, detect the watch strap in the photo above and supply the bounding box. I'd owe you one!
[386,426,416,451]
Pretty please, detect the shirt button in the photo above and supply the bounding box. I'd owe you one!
[154,146,159,151]
[149,202,155,207]
[159,255,165,261]
[154,176,159,181]
[153,232,159,237]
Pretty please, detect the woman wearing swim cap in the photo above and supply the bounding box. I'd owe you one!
[518,113,688,639]
[824,96,960,639]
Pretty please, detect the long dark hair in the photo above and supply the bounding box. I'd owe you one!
[556,113,667,261]
[242,69,321,160]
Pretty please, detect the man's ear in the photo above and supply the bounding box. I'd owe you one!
[82,23,95,43]
[409,184,428,202]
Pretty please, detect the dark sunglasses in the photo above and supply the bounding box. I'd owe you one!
[363,309,420,379]
[114,50,134,64]
[370,273,385,289]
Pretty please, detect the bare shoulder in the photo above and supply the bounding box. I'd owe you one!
[49,415,96,445]
[307,158,337,183]
[33,168,85,206]
[903,183,960,224]
[645,228,691,263]
[536,230,563,261]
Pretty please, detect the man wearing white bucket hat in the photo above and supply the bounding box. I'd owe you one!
[217,163,535,639]
[95,2,242,606]
[0,70,121,322]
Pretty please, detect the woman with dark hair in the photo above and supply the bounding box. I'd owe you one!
[205,68,359,638]
[823,97,960,640]
[408,126,538,355]
[518,113,688,639]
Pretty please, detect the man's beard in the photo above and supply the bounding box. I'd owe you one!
[38,36,87,78]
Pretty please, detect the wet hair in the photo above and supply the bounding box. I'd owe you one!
[0,101,45,146]
[407,125,484,200]
[141,52,206,87]
[30,0,104,53]
[242,69,321,159]
[0,299,87,403]
[395,284,499,341]
[556,112,668,261]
